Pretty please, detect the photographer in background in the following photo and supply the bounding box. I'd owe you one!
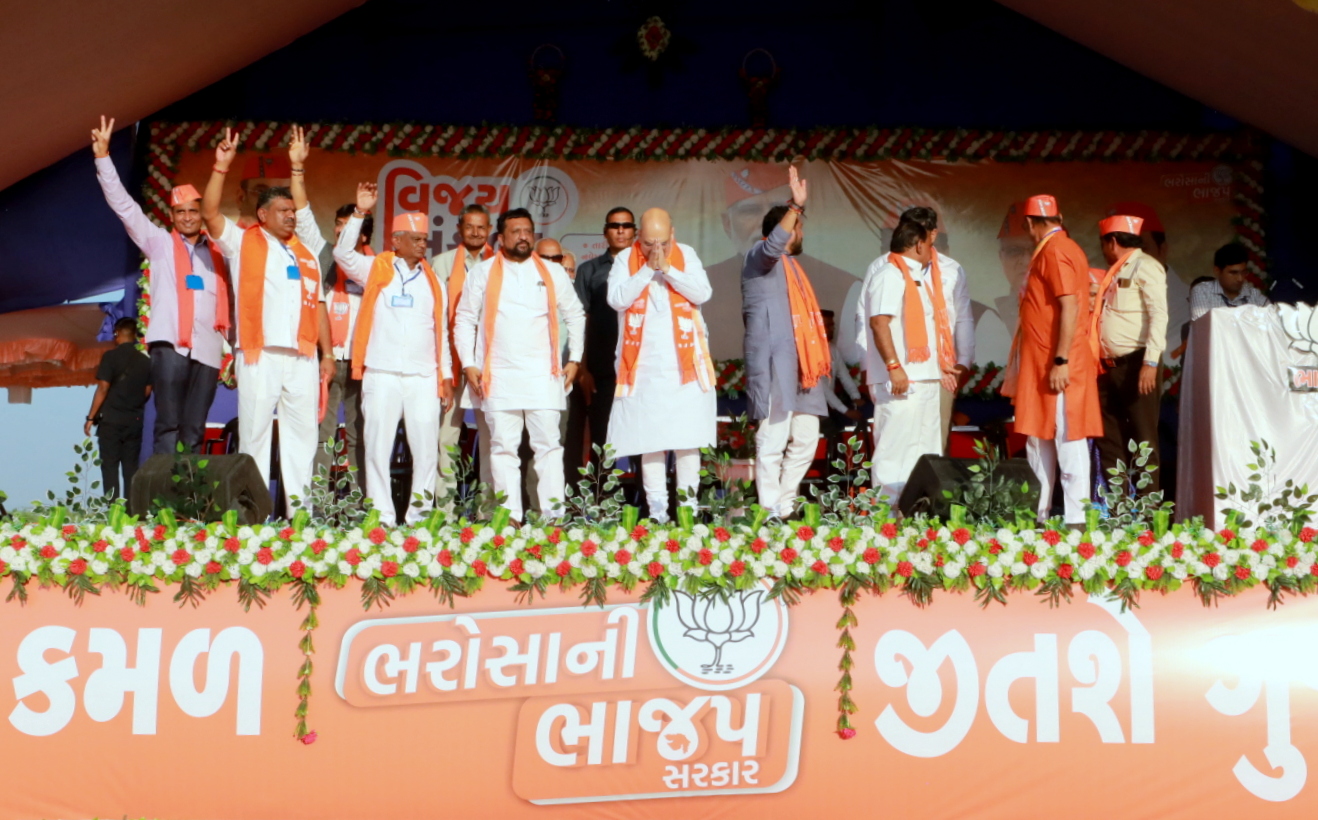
[85,318,153,498]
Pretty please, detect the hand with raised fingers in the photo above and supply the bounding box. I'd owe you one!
[91,116,114,159]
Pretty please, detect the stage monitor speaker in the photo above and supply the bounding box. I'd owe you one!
[896,455,1040,519]
[129,453,272,524]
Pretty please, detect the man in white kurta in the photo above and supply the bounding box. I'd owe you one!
[857,220,952,502]
[203,128,335,516]
[453,208,585,523]
[606,209,716,522]
[334,183,452,526]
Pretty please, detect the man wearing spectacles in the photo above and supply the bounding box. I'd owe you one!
[566,208,637,477]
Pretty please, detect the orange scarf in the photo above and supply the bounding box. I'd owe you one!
[1088,248,1136,366]
[447,244,493,383]
[481,252,560,394]
[350,253,448,397]
[237,227,319,364]
[616,243,714,397]
[782,255,831,389]
[328,246,374,349]
[170,231,231,350]
[888,253,955,371]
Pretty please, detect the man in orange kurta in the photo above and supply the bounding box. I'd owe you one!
[1005,194,1102,524]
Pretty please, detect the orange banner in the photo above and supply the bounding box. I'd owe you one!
[3,586,1318,818]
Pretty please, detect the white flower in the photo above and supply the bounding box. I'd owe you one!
[338,560,353,575]
[250,563,267,577]
[403,563,421,578]
[91,560,108,575]
[0,547,15,562]
[227,565,242,580]
[1020,529,1038,544]
[773,560,789,575]
[185,563,204,579]
[427,561,443,577]
[1212,564,1230,581]
[354,565,372,580]
[1079,564,1097,581]
[987,564,1004,578]
[1066,529,1082,546]
[943,562,963,579]
[1011,562,1028,576]
[719,548,735,564]
[626,561,642,576]
[1030,563,1048,579]
[1171,565,1188,581]
[790,565,807,579]
[1253,566,1269,582]
[526,560,546,578]
[582,565,598,579]
[151,551,168,567]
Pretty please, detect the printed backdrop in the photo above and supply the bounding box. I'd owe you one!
[5,586,1318,818]
[161,124,1252,363]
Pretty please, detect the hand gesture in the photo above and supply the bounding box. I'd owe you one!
[1138,363,1158,396]
[788,165,807,208]
[83,418,94,437]
[91,116,114,159]
[440,380,454,412]
[464,366,484,399]
[889,367,910,396]
[319,355,336,384]
[215,128,238,173]
[563,362,579,392]
[356,182,378,213]
[288,124,309,168]
[1048,363,1070,393]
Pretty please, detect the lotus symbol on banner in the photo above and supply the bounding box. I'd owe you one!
[1280,302,1318,355]
[527,182,561,221]
[673,590,763,674]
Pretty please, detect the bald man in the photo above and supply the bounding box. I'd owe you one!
[562,252,577,280]
[605,209,716,522]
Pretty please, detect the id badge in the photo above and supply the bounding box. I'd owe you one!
[185,274,204,291]
[286,264,302,280]
[391,293,414,309]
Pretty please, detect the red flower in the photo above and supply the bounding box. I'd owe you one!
[952,528,971,546]
[61,524,77,537]
[730,560,747,577]
[1203,552,1221,568]
[714,527,731,543]
[988,539,1004,555]
[838,727,857,740]
[438,549,453,567]
[750,538,767,554]
[492,535,505,547]
[698,549,713,566]
[1234,564,1252,581]
[1115,550,1133,568]
[509,558,525,576]
[402,536,420,553]
[781,547,799,564]
[880,523,897,539]
[92,540,108,553]
[631,525,648,542]
[1219,529,1237,543]
[1170,542,1184,560]
[381,561,399,578]
[579,540,598,557]
[1022,551,1038,566]
[1057,563,1073,580]
[1138,531,1155,547]
[255,547,274,565]
[811,559,829,574]
[10,536,25,550]
[368,527,387,545]
[205,561,223,575]
[290,560,306,579]
[459,527,475,544]
[225,537,240,553]
[649,561,664,578]
[863,547,881,565]
[615,549,633,565]
[119,547,135,562]
[968,562,986,577]
[1041,530,1061,546]
[1300,527,1317,544]
[1251,539,1268,553]
[193,529,208,543]
[153,525,167,541]
[797,526,815,542]
[279,527,294,540]
[896,561,914,578]
[527,544,543,558]
[473,560,487,576]
[828,536,845,552]
[1288,555,1301,569]
[925,528,937,540]
[308,538,327,555]
[172,548,192,566]
[1311,562,1318,577]
[556,561,571,578]
[345,547,362,566]
[300,731,317,745]
[39,545,57,559]
[1077,542,1096,560]
[548,528,562,545]
[1145,565,1164,581]
[916,538,930,551]
[935,554,946,568]
[68,557,88,576]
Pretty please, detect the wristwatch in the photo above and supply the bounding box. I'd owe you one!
[1143,359,1159,368]
[1053,356,1068,366]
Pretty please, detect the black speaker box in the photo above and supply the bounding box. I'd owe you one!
[896,455,1040,519]
[129,453,272,524]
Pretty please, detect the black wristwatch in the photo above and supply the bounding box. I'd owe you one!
[1053,356,1069,366]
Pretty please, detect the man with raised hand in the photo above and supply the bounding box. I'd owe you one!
[92,116,231,455]
[743,166,831,519]
[202,127,335,516]
[334,182,452,526]
[453,208,584,525]
[431,203,495,505]
[605,209,716,523]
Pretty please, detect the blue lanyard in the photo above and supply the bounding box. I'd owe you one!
[394,259,423,295]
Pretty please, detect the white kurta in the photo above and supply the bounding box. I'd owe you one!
[604,244,717,455]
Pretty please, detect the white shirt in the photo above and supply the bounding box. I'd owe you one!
[334,215,448,377]
[824,343,862,414]
[1189,279,1269,321]
[215,205,324,353]
[937,250,976,369]
[328,290,363,361]
[453,253,585,412]
[858,254,942,384]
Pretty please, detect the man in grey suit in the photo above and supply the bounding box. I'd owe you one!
[742,166,830,518]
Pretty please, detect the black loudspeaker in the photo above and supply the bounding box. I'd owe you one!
[129,453,272,524]
[897,455,1040,519]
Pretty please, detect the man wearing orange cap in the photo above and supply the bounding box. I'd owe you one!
[91,116,231,456]
[1005,194,1102,525]
[333,183,452,526]
[202,128,336,516]
[1105,201,1191,360]
[1093,214,1167,492]
[453,208,585,525]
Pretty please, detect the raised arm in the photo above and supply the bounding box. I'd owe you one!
[91,116,165,251]
[288,125,309,210]
[333,183,377,286]
[202,128,238,242]
[744,166,806,277]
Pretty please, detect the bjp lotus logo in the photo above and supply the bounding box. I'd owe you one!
[1280,303,1318,355]
[648,582,789,691]
[512,166,578,231]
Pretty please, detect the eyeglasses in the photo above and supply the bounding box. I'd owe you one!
[541,254,564,263]
[605,222,636,231]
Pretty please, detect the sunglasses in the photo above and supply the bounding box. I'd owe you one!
[541,254,564,263]
[605,222,636,231]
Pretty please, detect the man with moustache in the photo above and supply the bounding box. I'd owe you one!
[453,209,585,524]
[92,115,231,455]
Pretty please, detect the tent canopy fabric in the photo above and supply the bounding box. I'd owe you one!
[0,304,113,388]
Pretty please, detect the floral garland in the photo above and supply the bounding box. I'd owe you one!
[715,359,747,398]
